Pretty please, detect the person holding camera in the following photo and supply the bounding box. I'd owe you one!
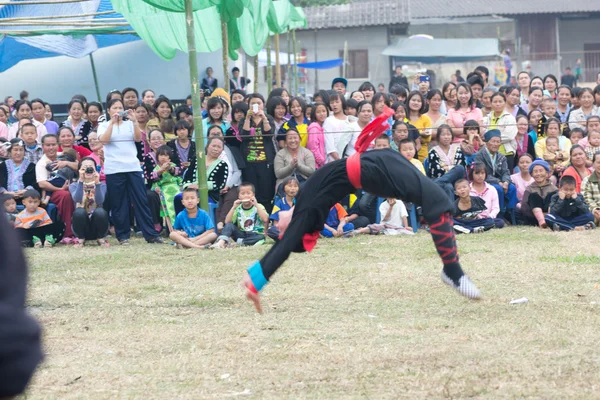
[98,99,163,245]
[69,157,109,247]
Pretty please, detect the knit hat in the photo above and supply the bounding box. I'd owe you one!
[528,159,550,174]
[483,129,501,142]
[210,88,231,104]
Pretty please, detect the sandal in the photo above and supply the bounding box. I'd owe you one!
[73,239,84,248]
[119,239,130,246]
[97,238,110,247]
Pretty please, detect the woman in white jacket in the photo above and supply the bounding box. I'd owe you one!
[483,92,517,171]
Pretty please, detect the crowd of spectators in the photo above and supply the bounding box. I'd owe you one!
[2,64,600,249]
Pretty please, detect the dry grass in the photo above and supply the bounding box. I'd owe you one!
[23,227,600,399]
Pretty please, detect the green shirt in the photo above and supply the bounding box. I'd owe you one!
[232,204,266,233]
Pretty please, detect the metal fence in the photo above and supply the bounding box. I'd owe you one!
[516,50,600,84]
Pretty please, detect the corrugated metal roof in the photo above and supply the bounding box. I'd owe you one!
[303,0,409,30]
[410,0,600,19]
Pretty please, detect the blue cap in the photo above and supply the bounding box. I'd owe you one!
[529,159,550,174]
[332,77,348,88]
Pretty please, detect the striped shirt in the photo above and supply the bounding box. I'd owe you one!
[15,207,52,229]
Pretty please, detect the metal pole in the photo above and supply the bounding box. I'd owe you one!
[293,29,298,95]
[222,21,230,93]
[185,0,208,212]
[88,53,101,103]
[274,33,281,88]
[266,36,272,94]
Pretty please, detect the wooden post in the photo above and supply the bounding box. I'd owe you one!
[222,21,229,93]
[266,36,272,94]
[274,33,281,88]
[88,54,101,103]
[287,31,291,92]
[185,0,208,212]
[293,29,298,95]
[254,55,259,93]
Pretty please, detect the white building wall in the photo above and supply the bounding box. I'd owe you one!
[0,40,228,104]
[292,26,392,97]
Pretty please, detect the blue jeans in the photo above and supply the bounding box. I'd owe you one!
[545,212,595,231]
[435,165,466,202]
[106,171,158,242]
[321,223,354,237]
[491,183,518,211]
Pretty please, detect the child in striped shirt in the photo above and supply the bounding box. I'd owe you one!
[14,189,63,248]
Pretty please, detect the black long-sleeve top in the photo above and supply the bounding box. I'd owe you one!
[0,216,43,397]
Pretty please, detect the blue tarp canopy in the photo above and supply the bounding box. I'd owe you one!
[0,0,138,72]
[297,58,342,69]
[382,38,500,63]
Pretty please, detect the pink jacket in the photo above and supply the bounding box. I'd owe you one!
[470,182,499,218]
[307,122,326,169]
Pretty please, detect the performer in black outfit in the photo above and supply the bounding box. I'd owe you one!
[242,108,481,313]
[0,216,43,397]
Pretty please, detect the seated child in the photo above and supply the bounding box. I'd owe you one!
[469,163,505,229]
[21,123,43,164]
[212,182,269,248]
[14,189,64,247]
[169,187,218,249]
[373,134,391,150]
[543,136,569,183]
[585,130,600,164]
[461,120,485,165]
[3,194,18,226]
[569,128,584,146]
[267,177,299,242]
[45,148,78,189]
[452,179,496,234]
[152,145,182,229]
[355,198,414,235]
[321,203,355,238]
[545,175,595,231]
[398,138,425,175]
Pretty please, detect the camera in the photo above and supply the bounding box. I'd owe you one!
[85,167,95,174]
[118,110,129,120]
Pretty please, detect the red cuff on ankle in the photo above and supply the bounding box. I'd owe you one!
[247,281,258,294]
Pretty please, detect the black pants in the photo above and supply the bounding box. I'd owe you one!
[147,189,162,225]
[218,223,264,246]
[16,223,65,247]
[358,193,378,224]
[242,162,276,214]
[105,171,158,242]
[255,149,454,286]
[72,207,110,240]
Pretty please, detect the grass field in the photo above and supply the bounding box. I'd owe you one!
[23,227,600,399]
